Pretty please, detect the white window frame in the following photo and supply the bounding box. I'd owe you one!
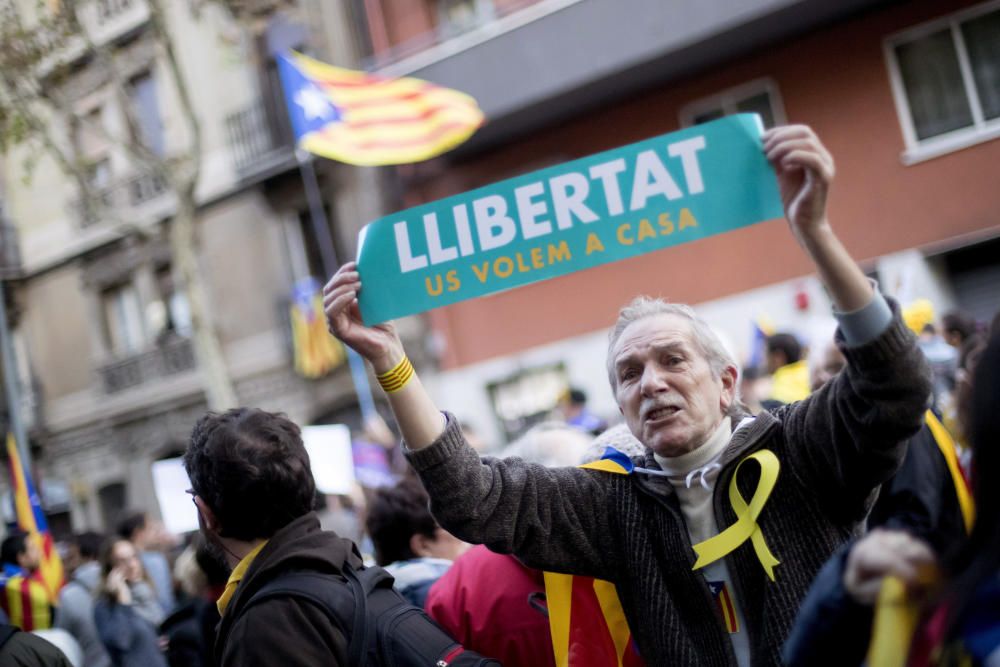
[884,0,1000,165]
[678,78,787,129]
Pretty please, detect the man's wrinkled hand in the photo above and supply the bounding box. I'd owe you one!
[323,262,404,373]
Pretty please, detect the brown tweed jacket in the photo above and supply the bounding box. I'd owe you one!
[407,311,930,666]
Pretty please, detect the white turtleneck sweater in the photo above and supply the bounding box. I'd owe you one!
[653,416,753,667]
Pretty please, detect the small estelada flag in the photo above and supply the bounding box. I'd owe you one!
[707,580,740,634]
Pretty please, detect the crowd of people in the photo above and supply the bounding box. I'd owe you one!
[0,124,997,666]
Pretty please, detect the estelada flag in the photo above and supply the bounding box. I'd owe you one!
[6,434,63,604]
[289,277,345,379]
[277,51,484,166]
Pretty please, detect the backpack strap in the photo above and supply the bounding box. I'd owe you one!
[244,570,366,664]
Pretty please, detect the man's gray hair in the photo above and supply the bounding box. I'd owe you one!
[606,296,746,418]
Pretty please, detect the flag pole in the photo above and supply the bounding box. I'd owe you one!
[0,279,30,470]
[296,150,378,422]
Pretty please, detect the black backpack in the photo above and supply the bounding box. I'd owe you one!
[245,563,501,666]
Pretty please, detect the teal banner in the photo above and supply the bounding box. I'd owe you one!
[356,114,783,324]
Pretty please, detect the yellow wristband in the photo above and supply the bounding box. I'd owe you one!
[376,355,414,393]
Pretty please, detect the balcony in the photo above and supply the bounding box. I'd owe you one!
[98,335,196,394]
[226,105,295,181]
[71,171,169,229]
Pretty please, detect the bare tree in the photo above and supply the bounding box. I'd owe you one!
[0,0,237,409]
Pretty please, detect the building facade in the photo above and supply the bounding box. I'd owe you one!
[356,0,1000,446]
[0,0,398,534]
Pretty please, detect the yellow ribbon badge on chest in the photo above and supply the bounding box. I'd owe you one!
[691,449,781,581]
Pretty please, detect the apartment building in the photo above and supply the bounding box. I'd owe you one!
[0,0,396,534]
[355,0,1000,445]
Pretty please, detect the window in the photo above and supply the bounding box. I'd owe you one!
[437,0,493,37]
[101,282,147,356]
[153,266,192,339]
[886,2,1000,163]
[679,79,785,129]
[127,72,165,156]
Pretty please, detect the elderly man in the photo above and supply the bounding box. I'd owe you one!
[324,126,931,665]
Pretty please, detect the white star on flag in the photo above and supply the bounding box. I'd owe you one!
[295,86,333,121]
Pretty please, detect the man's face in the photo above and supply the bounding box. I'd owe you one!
[612,314,735,457]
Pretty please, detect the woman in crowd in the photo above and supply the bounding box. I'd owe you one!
[93,539,168,667]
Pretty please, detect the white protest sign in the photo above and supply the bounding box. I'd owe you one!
[302,424,356,495]
[151,458,199,535]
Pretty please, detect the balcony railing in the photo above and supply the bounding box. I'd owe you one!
[226,105,295,178]
[71,171,168,229]
[98,335,196,394]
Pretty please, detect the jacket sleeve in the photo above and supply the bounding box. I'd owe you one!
[777,301,932,522]
[221,597,348,667]
[406,413,619,580]
[781,543,872,667]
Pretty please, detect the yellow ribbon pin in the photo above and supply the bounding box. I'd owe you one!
[691,449,781,581]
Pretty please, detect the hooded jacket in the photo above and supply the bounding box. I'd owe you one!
[407,310,931,666]
[214,512,363,667]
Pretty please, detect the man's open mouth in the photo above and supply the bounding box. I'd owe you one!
[645,406,681,421]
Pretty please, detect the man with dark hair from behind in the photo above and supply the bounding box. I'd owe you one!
[117,511,176,614]
[183,407,363,666]
[0,532,52,631]
[55,532,111,667]
[366,479,467,607]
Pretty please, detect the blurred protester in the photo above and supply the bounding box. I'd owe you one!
[582,422,647,464]
[159,536,227,667]
[557,388,608,435]
[764,332,810,404]
[499,422,592,467]
[316,485,367,547]
[0,622,73,666]
[785,331,1000,666]
[738,366,771,414]
[903,298,958,409]
[367,479,468,607]
[55,532,111,667]
[0,532,52,630]
[326,125,932,664]
[809,339,970,553]
[93,539,167,667]
[117,513,176,614]
[942,310,977,349]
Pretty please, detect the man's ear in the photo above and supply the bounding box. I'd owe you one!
[720,365,738,411]
[409,533,433,559]
[194,496,221,534]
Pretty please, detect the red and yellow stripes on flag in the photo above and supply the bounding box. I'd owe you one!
[3,575,51,631]
[6,434,63,604]
[544,572,645,667]
[291,52,484,166]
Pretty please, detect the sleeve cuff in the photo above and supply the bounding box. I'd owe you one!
[403,412,469,470]
[833,280,893,347]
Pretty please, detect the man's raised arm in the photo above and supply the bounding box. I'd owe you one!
[323,267,616,579]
